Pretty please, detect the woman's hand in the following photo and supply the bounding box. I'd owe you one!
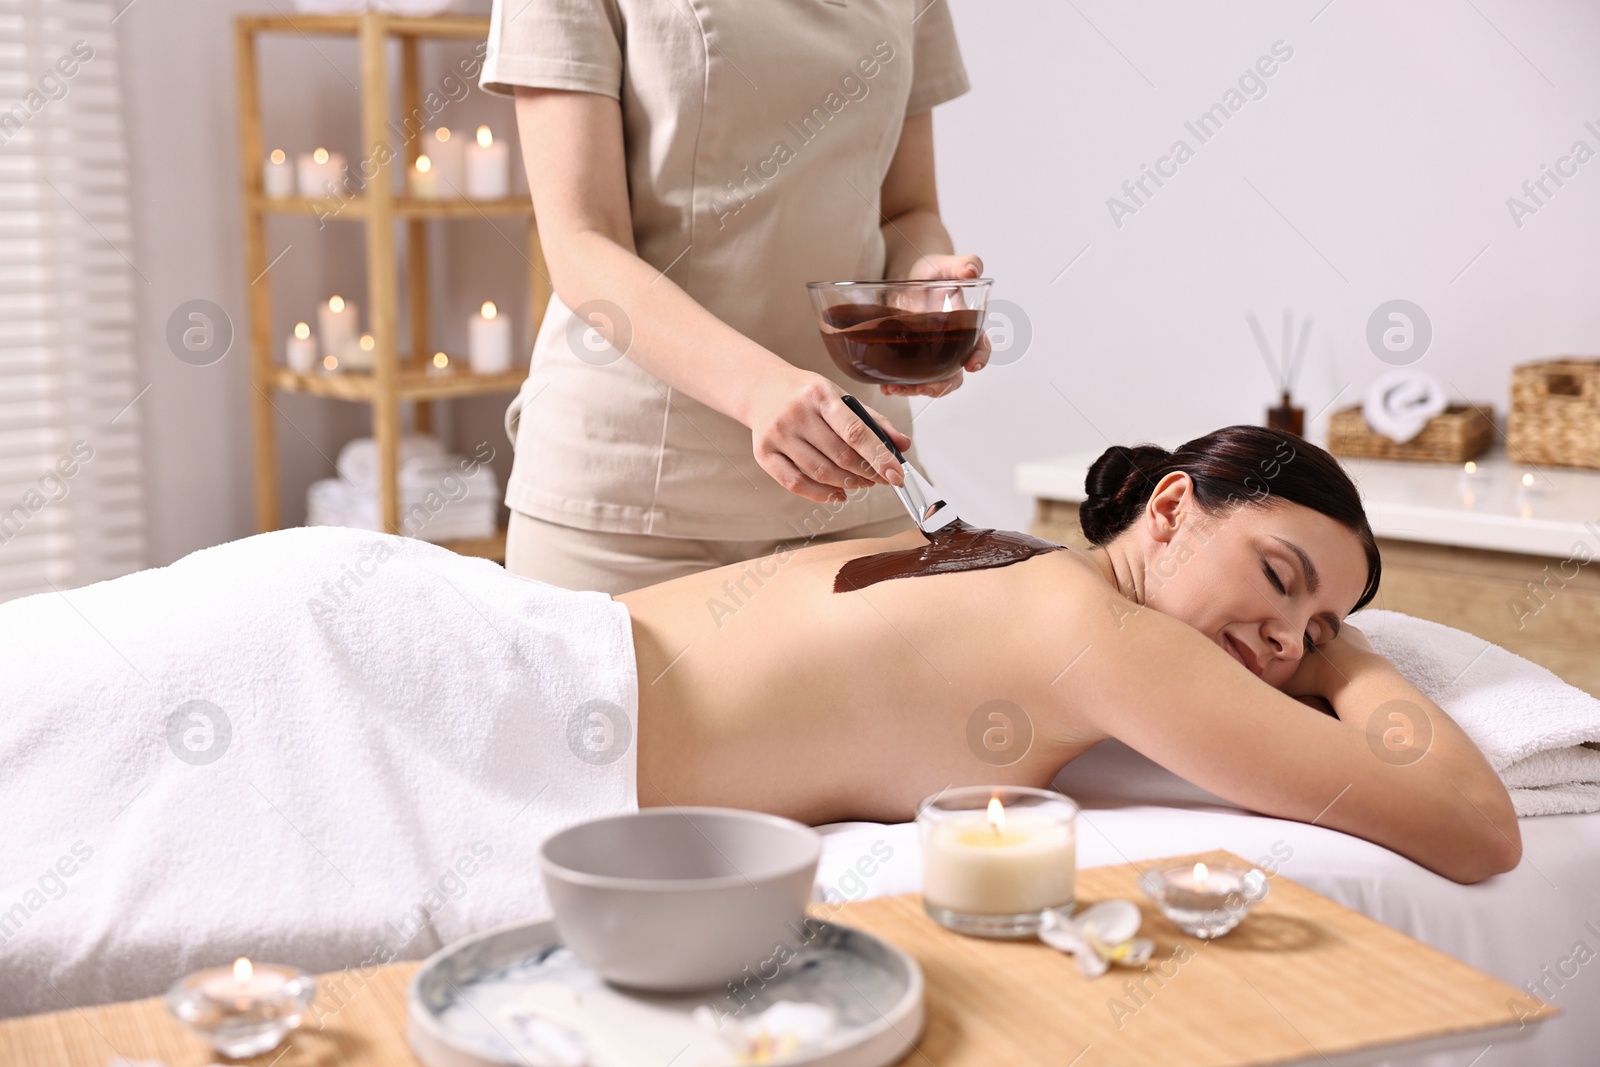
[744,369,909,503]
[879,253,989,399]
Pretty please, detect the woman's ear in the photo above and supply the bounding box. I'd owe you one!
[1142,471,1193,545]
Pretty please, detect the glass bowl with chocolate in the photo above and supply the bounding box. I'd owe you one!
[807,278,992,385]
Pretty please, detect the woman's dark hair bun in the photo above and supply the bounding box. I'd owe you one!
[1080,444,1170,546]
[1076,425,1383,613]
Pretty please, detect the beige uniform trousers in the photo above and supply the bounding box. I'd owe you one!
[505,510,916,595]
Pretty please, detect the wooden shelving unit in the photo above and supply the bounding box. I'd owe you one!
[235,12,550,560]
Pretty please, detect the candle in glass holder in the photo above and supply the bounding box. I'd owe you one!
[263,149,295,198]
[469,301,512,374]
[167,957,315,1060]
[427,127,465,196]
[1139,860,1268,939]
[285,321,317,373]
[428,351,453,377]
[917,786,1077,939]
[317,295,358,361]
[297,147,345,198]
[465,126,510,200]
[410,154,441,199]
[342,332,376,373]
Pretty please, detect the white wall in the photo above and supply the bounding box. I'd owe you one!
[113,1,1600,562]
[926,0,1600,529]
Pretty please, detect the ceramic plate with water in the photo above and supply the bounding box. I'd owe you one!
[408,918,923,1067]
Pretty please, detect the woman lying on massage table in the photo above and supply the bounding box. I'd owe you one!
[623,425,1520,885]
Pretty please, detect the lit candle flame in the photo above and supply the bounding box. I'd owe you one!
[1522,472,1535,488]
[323,355,338,371]
[269,148,286,165]
[434,127,451,143]
[416,155,432,173]
[233,957,252,983]
[432,352,449,369]
[359,333,375,351]
[313,147,330,165]
[1463,461,1476,475]
[481,301,498,319]
[293,321,310,340]
[328,295,345,313]
[1193,861,1208,884]
[476,125,493,148]
[986,796,1005,835]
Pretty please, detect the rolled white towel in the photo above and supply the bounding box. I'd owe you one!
[336,435,446,488]
[1361,370,1448,444]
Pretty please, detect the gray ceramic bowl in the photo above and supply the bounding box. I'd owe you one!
[539,807,822,992]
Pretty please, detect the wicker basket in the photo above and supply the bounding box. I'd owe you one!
[1326,403,1494,463]
[1506,358,1600,470]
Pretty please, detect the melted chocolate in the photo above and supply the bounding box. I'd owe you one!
[819,302,985,384]
[833,519,1064,593]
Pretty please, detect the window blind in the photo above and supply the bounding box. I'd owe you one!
[0,0,145,603]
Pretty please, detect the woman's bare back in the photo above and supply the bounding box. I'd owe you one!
[620,531,1113,824]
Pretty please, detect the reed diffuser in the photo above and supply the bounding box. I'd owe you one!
[1248,310,1311,437]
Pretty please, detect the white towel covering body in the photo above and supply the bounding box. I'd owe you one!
[0,527,637,1017]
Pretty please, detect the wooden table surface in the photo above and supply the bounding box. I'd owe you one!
[0,850,1554,1067]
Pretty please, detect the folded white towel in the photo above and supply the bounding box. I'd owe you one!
[1361,370,1448,443]
[336,434,447,488]
[1358,609,1600,816]
[0,527,637,1016]
[308,461,499,543]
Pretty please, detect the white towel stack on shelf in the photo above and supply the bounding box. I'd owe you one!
[308,434,499,543]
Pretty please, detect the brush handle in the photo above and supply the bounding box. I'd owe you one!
[840,395,907,464]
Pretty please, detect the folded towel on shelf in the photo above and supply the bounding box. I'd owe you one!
[336,434,447,489]
[309,459,499,543]
[1358,609,1600,816]
[1361,370,1448,443]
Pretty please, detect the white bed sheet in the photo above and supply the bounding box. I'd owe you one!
[815,741,1600,1067]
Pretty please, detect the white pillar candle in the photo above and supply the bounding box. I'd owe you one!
[464,126,510,200]
[469,301,512,374]
[410,154,441,199]
[426,127,465,197]
[922,799,1076,916]
[296,147,346,198]
[317,295,358,360]
[263,148,295,199]
[285,321,318,373]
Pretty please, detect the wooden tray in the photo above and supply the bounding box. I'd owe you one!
[0,850,1555,1067]
[1327,403,1495,463]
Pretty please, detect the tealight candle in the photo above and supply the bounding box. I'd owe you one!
[285,321,317,373]
[322,353,340,374]
[428,350,453,376]
[464,125,510,200]
[296,147,345,199]
[317,295,358,362]
[410,154,441,199]
[426,127,465,196]
[167,957,315,1059]
[263,148,295,198]
[469,301,513,374]
[1139,860,1268,940]
[917,786,1077,939]
[342,332,376,373]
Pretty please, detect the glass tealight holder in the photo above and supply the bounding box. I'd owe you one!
[166,958,316,1059]
[1139,861,1268,939]
[916,785,1078,939]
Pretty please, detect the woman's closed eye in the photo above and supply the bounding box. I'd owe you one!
[1263,560,1317,651]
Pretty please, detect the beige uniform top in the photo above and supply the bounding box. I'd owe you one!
[481,0,969,539]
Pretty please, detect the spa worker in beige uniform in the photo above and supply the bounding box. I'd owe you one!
[480,0,987,594]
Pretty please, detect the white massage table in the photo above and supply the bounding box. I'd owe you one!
[816,740,1600,1067]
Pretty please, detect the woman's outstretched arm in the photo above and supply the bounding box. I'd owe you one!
[1070,600,1521,883]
